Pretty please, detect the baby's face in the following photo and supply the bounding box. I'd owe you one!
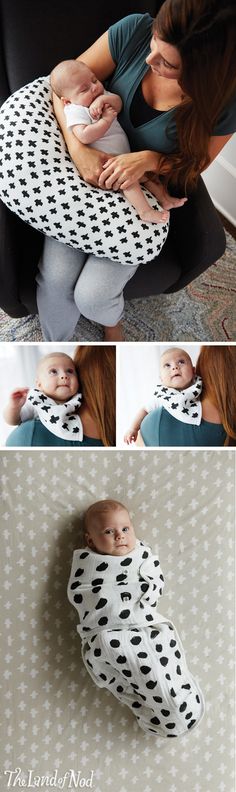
[36,355,79,402]
[85,508,137,556]
[70,66,104,107]
[160,349,194,389]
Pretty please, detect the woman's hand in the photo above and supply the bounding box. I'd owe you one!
[98,150,160,190]
[70,145,111,186]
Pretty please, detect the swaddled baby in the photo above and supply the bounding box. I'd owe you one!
[68,499,204,737]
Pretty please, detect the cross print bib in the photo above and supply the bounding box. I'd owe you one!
[20,388,83,441]
[152,376,203,425]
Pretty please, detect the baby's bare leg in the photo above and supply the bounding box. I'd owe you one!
[145,178,187,210]
[124,183,169,224]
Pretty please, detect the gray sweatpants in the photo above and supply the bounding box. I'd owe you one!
[36,237,138,341]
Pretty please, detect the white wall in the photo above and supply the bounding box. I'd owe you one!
[202,134,236,226]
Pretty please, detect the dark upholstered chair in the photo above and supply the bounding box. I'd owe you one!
[0,0,226,317]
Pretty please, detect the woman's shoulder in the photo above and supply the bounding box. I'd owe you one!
[108,13,153,60]
[140,405,162,446]
[5,419,104,447]
[6,419,35,446]
[140,407,226,447]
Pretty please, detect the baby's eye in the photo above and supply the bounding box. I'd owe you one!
[49,368,57,374]
[122,526,129,533]
[104,529,113,535]
[164,362,170,368]
[66,368,74,374]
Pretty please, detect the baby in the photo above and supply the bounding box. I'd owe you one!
[50,59,185,225]
[3,352,83,441]
[124,347,202,444]
[67,499,204,737]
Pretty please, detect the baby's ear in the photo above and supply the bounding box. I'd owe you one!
[61,97,71,106]
[35,378,41,389]
[85,532,94,549]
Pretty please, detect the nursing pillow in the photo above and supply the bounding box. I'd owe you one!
[0,76,168,266]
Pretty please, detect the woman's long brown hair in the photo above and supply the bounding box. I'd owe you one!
[195,346,236,445]
[153,0,236,193]
[73,346,116,446]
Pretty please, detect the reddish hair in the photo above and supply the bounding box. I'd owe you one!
[73,345,116,446]
[195,346,236,444]
[153,0,236,192]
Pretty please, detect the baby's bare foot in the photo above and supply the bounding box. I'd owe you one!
[139,208,169,224]
[161,196,187,210]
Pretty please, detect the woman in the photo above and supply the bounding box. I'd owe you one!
[138,346,236,446]
[6,346,116,447]
[36,0,236,342]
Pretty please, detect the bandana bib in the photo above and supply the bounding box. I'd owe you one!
[21,388,83,441]
[153,376,202,425]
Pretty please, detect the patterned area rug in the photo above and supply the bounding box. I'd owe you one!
[0,231,235,342]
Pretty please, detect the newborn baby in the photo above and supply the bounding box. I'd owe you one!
[4,352,83,441]
[68,499,204,737]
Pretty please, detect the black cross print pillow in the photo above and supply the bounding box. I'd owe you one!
[0,76,168,266]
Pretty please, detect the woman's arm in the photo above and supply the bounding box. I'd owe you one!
[98,132,234,190]
[53,32,117,186]
[206,134,232,167]
[76,31,116,80]
[98,150,161,190]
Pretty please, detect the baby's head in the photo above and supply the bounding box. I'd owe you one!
[160,348,195,390]
[84,499,137,556]
[50,59,104,108]
[36,353,79,403]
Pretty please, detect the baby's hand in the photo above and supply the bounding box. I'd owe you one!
[124,428,138,445]
[90,96,107,119]
[9,388,29,408]
[103,106,117,121]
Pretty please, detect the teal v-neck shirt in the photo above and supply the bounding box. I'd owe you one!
[108,14,236,154]
[6,419,104,447]
[140,406,227,447]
